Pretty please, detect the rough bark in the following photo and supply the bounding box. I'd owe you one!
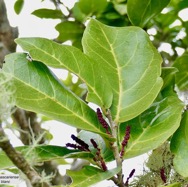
[0,0,18,68]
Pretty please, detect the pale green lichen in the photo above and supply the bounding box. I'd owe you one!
[0,71,15,122]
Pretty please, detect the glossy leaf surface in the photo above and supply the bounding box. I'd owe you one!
[173,53,188,91]
[83,19,163,122]
[15,37,113,109]
[3,53,110,138]
[127,0,170,27]
[171,111,188,177]
[119,95,184,158]
[67,166,120,187]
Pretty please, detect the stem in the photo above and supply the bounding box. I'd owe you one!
[106,110,125,187]
[0,123,50,187]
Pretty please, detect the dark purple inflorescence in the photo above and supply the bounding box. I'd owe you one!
[96,108,111,135]
[125,169,135,186]
[90,138,107,171]
[66,134,90,152]
[160,167,167,184]
[120,126,131,158]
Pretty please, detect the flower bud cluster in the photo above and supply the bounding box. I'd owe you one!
[125,169,135,186]
[66,135,107,171]
[160,168,166,183]
[96,108,111,135]
[66,134,89,151]
[120,126,131,158]
[90,139,107,171]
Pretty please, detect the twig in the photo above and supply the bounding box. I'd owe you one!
[106,110,125,187]
[0,123,50,187]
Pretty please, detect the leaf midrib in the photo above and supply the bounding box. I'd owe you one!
[13,73,101,133]
[18,39,104,107]
[125,107,181,154]
[98,24,122,122]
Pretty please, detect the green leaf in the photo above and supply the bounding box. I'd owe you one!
[15,37,113,109]
[119,95,184,158]
[173,52,188,91]
[3,53,110,138]
[127,0,170,27]
[82,19,163,122]
[67,165,121,187]
[160,67,178,97]
[0,145,78,170]
[78,0,108,15]
[32,8,63,19]
[72,2,87,22]
[171,111,188,177]
[14,0,24,15]
[55,21,85,42]
[161,67,178,91]
[114,4,127,15]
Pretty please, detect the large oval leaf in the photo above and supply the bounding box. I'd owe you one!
[127,0,170,27]
[15,37,113,109]
[3,53,110,138]
[119,95,184,158]
[82,19,163,123]
[171,111,188,177]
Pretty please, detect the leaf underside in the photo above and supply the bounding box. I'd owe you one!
[15,37,113,109]
[3,53,110,139]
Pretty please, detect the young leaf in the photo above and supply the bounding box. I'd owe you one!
[67,165,121,187]
[127,0,170,27]
[55,21,85,42]
[82,19,163,123]
[14,0,24,15]
[15,37,113,109]
[119,95,184,158]
[170,111,188,177]
[3,53,110,138]
[32,8,63,19]
[173,52,188,91]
